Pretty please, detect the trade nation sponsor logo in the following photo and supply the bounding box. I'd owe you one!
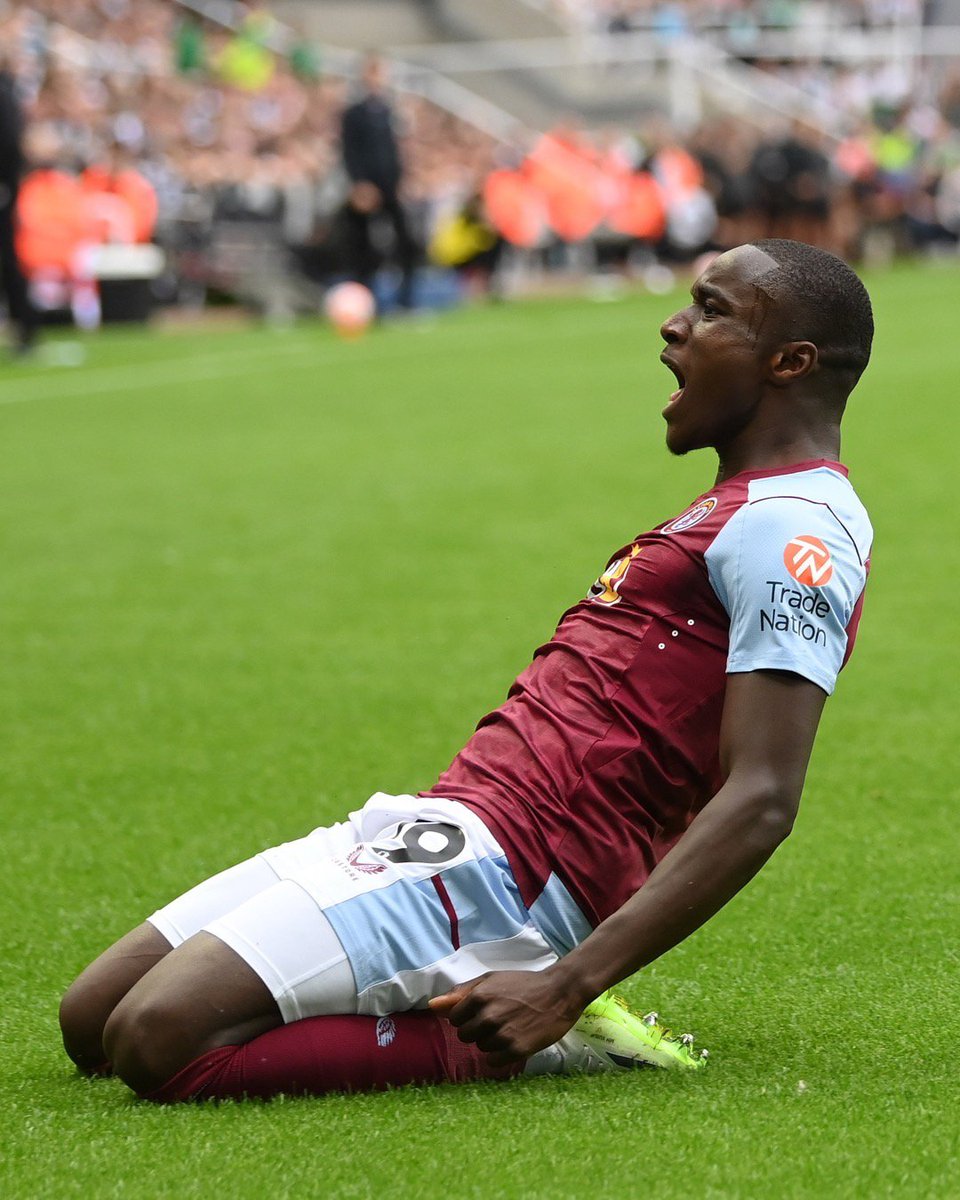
[757,537,836,647]
[760,580,830,646]
[783,534,833,587]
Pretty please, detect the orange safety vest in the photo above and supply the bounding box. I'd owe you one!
[16,170,90,273]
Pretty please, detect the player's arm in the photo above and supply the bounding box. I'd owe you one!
[431,668,827,1063]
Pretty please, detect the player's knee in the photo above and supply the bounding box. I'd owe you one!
[103,993,192,1096]
[59,976,111,1072]
[58,923,174,1074]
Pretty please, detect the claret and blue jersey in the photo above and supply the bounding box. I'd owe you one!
[423,459,872,939]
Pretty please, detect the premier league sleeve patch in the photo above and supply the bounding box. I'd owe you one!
[660,496,717,534]
[703,496,868,695]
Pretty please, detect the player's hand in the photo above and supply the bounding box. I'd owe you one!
[429,970,582,1066]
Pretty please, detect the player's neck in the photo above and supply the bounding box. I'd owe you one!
[714,425,842,484]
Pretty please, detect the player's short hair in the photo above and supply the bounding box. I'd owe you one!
[749,239,874,388]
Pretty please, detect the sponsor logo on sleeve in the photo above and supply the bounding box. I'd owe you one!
[660,496,717,534]
[783,535,833,586]
[759,581,831,647]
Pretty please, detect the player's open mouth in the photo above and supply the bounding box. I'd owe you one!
[660,354,685,410]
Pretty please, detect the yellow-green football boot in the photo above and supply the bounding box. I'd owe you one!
[570,992,708,1072]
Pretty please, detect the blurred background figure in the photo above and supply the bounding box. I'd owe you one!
[747,121,833,250]
[429,190,504,299]
[0,53,37,356]
[81,145,159,248]
[339,53,418,311]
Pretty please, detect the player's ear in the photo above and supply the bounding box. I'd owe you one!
[768,341,818,388]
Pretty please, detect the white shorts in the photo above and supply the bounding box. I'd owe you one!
[148,793,559,1024]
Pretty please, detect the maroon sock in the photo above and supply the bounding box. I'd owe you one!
[142,1011,524,1103]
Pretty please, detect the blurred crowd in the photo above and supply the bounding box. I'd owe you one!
[475,102,960,275]
[1,0,960,327]
[0,0,497,223]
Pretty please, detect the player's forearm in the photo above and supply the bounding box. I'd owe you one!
[549,780,799,1007]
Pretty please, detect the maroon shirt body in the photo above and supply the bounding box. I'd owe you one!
[421,461,870,932]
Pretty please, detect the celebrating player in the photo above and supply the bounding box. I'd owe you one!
[59,239,874,1101]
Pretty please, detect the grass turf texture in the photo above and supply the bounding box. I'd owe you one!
[1,266,957,1199]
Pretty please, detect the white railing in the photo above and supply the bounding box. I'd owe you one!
[390,22,953,136]
[513,0,924,38]
[388,25,947,72]
[162,5,959,141]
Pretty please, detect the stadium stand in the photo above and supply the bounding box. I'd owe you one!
[3,0,960,323]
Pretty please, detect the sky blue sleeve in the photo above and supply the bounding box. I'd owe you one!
[704,496,868,695]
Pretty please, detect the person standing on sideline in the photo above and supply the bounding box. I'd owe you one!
[0,58,37,356]
[339,53,417,310]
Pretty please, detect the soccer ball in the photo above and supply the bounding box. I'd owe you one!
[324,281,375,338]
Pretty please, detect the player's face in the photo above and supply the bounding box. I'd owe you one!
[658,245,782,457]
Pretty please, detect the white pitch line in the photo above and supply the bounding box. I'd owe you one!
[0,306,650,408]
[0,339,338,406]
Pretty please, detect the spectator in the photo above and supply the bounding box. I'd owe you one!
[0,56,38,354]
[429,190,504,299]
[339,53,418,309]
[747,122,832,249]
[81,145,158,244]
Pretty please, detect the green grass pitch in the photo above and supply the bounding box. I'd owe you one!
[1,265,958,1199]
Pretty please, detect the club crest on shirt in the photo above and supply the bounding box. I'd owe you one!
[588,544,642,606]
[660,496,717,534]
[783,534,834,587]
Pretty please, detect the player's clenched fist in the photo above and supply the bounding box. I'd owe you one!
[430,970,584,1066]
